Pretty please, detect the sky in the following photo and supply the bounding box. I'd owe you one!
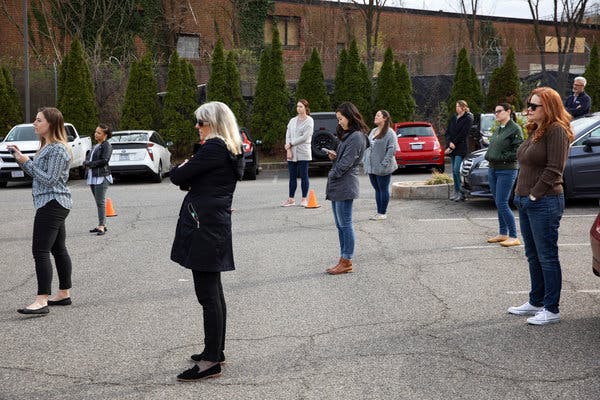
[384,0,564,20]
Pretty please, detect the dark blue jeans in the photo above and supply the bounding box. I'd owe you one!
[288,160,310,198]
[514,194,565,314]
[368,173,392,214]
[451,155,463,193]
[488,168,518,237]
[331,200,355,259]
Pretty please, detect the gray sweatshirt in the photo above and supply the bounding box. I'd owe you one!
[363,127,398,176]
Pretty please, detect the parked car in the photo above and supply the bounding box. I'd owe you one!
[310,112,339,162]
[394,121,445,172]
[240,127,260,180]
[0,123,91,187]
[460,112,600,199]
[591,208,600,277]
[108,130,172,183]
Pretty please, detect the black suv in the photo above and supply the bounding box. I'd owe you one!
[311,112,339,161]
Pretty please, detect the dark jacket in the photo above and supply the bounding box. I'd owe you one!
[326,130,367,201]
[564,91,591,118]
[170,138,244,272]
[84,141,112,177]
[445,112,474,157]
[484,119,523,169]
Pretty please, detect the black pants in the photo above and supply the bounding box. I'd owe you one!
[32,200,72,295]
[192,270,226,362]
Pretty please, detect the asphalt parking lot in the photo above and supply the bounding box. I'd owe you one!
[1,169,599,400]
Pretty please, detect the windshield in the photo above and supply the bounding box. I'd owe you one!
[4,125,37,141]
[480,114,495,132]
[396,126,434,137]
[109,133,149,142]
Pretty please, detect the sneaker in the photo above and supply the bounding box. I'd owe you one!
[507,302,543,316]
[500,238,521,247]
[453,194,465,202]
[281,198,295,207]
[370,213,387,220]
[527,308,560,325]
[449,192,458,200]
[300,199,308,207]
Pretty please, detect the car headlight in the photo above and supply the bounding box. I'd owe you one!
[477,160,489,169]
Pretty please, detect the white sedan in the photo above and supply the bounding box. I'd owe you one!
[108,130,172,182]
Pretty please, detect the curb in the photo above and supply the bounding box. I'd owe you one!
[391,181,452,200]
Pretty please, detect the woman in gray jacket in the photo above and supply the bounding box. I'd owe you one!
[325,102,368,275]
[282,99,314,207]
[363,110,398,220]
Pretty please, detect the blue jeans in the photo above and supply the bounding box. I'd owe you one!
[90,179,110,226]
[514,194,565,314]
[368,174,392,214]
[288,160,310,198]
[331,200,355,259]
[488,168,518,237]
[451,155,463,193]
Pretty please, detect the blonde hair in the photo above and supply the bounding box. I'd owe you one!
[195,102,242,155]
[456,100,469,113]
[36,107,71,159]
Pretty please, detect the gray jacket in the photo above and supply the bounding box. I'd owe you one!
[286,116,314,161]
[363,128,398,176]
[326,130,367,201]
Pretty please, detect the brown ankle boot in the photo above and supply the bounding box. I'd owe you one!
[327,258,353,275]
[326,257,343,274]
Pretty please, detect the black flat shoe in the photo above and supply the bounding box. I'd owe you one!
[96,229,106,236]
[90,228,100,233]
[17,306,49,315]
[48,297,72,306]
[177,363,221,381]
[190,351,225,363]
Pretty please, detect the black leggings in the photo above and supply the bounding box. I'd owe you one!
[192,270,226,362]
[32,200,72,295]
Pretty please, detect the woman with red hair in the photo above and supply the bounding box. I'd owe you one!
[507,87,573,325]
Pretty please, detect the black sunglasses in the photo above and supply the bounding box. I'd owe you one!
[196,119,208,126]
[527,102,543,111]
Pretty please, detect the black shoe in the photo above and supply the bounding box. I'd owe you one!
[48,297,72,306]
[177,363,221,381]
[96,229,106,236]
[190,351,225,363]
[90,227,107,233]
[17,306,49,315]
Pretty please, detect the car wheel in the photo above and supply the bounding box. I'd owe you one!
[312,132,338,160]
[153,161,163,183]
[78,166,86,179]
[0,181,7,188]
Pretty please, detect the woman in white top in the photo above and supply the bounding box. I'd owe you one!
[363,110,398,220]
[282,99,314,207]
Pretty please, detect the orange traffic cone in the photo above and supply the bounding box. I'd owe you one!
[305,189,321,209]
[105,198,117,217]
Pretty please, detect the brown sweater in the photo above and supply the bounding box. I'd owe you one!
[515,123,570,198]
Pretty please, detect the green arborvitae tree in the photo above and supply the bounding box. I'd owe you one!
[584,43,600,113]
[333,48,349,108]
[225,51,247,125]
[296,48,330,112]
[57,39,98,136]
[395,62,416,122]
[206,39,228,103]
[162,51,195,157]
[485,47,522,111]
[120,53,160,130]
[447,48,483,116]
[251,26,290,152]
[0,67,23,131]
[344,40,372,118]
[373,48,401,121]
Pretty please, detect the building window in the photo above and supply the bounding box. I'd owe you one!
[265,16,300,47]
[177,35,200,59]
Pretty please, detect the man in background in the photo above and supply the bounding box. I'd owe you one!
[564,76,591,119]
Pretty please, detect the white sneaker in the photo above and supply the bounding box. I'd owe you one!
[281,198,295,207]
[449,192,458,200]
[527,308,560,325]
[507,302,543,316]
[370,213,387,220]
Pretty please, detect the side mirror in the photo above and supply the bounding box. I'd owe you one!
[255,139,262,146]
[583,137,600,153]
[67,135,75,142]
[166,141,173,147]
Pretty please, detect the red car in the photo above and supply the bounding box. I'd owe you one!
[394,122,445,172]
[591,209,600,277]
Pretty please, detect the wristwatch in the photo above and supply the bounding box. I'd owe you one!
[528,194,537,201]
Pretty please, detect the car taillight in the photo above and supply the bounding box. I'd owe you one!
[433,141,440,150]
[147,143,154,161]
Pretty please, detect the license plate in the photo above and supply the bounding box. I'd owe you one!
[410,144,423,150]
[12,170,24,178]
[119,154,130,161]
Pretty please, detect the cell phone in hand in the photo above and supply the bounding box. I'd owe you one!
[321,148,333,154]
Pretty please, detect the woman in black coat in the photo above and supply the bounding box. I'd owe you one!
[83,124,113,235]
[170,101,244,382]
[445,100,474,201]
